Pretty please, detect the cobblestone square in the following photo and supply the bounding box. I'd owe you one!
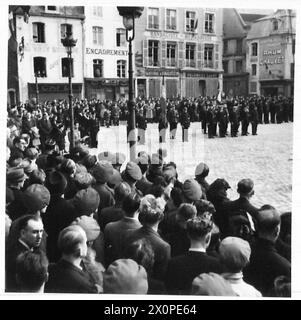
[91,122,293,213]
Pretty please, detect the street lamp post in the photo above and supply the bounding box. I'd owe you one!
[61,31,77,151]
[34,71,40,105]
[117,7,144,161]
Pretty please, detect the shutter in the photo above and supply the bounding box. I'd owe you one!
[197,43,203,69]
[215,44,219,69]
[161,40,166,68]
[178,41,185,68]
[143,40,148,67]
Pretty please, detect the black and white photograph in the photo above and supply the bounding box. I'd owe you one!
[3,0,300,300]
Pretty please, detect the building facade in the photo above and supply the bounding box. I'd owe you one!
[11,6,85,103]
[83,6,130,101]
[246,9,296,97]
[134,7,223,99]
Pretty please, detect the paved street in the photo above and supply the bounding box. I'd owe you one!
[90,122,293,213]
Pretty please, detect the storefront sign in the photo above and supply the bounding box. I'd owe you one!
[147,31,215,42]
[28,83,82,93]
[145,68,179,77]
[85,79,128,87]
[260,47,284,66]
[185,72,218,78]
[86,48,128,56]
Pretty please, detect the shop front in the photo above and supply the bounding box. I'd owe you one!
[183,71,220,98]
[28,83,83,103]
[260,79,294,97]
[85,78,129,101]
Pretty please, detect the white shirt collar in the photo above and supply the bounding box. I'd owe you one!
[189,248,206,253]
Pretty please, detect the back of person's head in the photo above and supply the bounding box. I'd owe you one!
[114,182,131,203]
[122,194,141,217]
[194,200,216,217]
[176,203,197,228]
[218,237,251,273]
[123,238,155,274]
[28,168,46,186]
[257,205,281,239]
[45,170,67,195]
[272,275,291,297]
[139,194,165,225]
[60,159,76,176]
[57,225,87,257]
[186,216,213,241]
[279,212,291,245]
[103,259,148,294]
[16,249,49,292]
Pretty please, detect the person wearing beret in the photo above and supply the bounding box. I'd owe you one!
[194,162,210,198]
[121,162,143,198]
[92,161,115,212]
[6,167,28,221]
[165,216,223,295]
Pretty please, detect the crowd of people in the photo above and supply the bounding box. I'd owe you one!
[6,94,294,153]
[5,95,291,295]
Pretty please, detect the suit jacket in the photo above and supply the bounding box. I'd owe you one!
[165,251,223,295]
[104,217,142,267]
[45,259,97,293]
[126,226,171,281]
[244,238,291,296]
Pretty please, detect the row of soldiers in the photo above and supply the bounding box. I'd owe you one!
[8,95,293,150]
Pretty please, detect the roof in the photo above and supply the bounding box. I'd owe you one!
[240,13,269,23]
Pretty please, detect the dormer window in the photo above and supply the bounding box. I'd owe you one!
[272,19,279,31]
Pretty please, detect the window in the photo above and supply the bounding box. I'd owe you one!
[93,7,102,16]
[148,40,159,66]
[252,64,257,76]
[148,8,159,29]
[93,59,103,77]
[116,28,126,47]
[250,81,257,93]
[204,44,214,68]
[186,43,196,67]
[33,57,47,77]
[237,39,242,55]
[272,19,278,31]
[62,57,74,77]
[93,26,103,45]
[166,9,177,30]
[166,43,176,67]
[186,11,196,32]
[235,60,243,73]
[33,23,45,43]
[205,13,214,33]
[251,43,258,56]
[117,60,126,78]
[223,61,228,73]
[47,6,57,11]
[223,40,228,55]
[61,24,72,40]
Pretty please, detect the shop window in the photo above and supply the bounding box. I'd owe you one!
[148,8,159,29]
[148,40,159,66]
[185,43,196,67]
[166,43,176,67]
[93,59,103,78]
[204,44,214,68]
[33,57,47,77]
[117,60,126,78]
[61,23,73,40]
[62,57,74,77]
[92,26,103,45]
[166,9,177,30]
[116,28,126,47]
[33,22,45,43]
[251,43,258,56]
[205,13,215,33]
[186,11,196,32]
